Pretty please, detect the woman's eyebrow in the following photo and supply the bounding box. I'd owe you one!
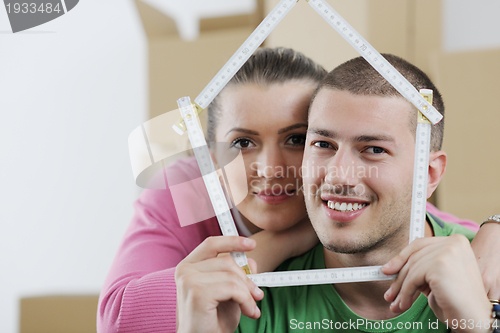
[225,128,260,137]
[278,123,308,134]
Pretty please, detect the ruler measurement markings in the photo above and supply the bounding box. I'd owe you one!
[249,266,396,287]
[409,122,431,242]
[170,0,439,285]
[409,89,433,242]
[178,97,248,268]
[194,0,296,111]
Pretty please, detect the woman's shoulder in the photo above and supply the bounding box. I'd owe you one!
[135,156,220,235]
[139,155,200,202]
[425,202,479,232]
[162,155,201,185]
[168,155,200,174]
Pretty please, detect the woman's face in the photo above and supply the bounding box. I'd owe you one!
[214,82,316,233]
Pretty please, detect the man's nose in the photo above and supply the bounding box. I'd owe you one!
[324,148,361,188]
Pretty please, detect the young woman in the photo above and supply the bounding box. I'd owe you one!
[97,48,496,333]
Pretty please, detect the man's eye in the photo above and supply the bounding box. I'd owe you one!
[365,146,386,154]
[313,141,332,149]
[231,138,255,149]
[286,135,306,146]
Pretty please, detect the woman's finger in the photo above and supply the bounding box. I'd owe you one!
[394,235,472,312]
[183,236,256,263]
[384,238,440,302]
[389,257,429,313]
[247,258,258,277]
[487,284,500,301]
[381,237,436,275]
[471,223,500,300]
[211,280,261,319]
[384,264,407,303]
[181,271,261,319]
[188,255,250,279]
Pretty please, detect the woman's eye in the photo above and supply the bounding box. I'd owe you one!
[313,141,332,149]
[364,146,386,154]
[286,135,306,146]
[231,138,255,149]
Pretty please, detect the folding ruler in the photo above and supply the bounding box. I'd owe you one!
[174,0,442,286]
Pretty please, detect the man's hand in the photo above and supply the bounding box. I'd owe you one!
[175,236,264,333]
[472,222,500,301]
[382,235,491,332]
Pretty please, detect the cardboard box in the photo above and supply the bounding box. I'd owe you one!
[134,0,264,155]
[20,295,99,333]
[432,49,500,223]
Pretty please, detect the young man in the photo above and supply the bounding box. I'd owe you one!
[175,55,494,333]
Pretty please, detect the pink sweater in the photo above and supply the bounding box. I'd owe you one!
[97,156,479,333]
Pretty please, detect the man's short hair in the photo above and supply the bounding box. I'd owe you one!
[310,54,445,151]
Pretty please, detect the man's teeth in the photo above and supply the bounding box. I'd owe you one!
[327,201,367,212]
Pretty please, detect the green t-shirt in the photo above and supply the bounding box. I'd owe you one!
[236,214,476,333]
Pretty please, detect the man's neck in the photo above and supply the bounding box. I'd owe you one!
[323,220,434,320]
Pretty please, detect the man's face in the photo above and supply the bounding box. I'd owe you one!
[303,89,416,255]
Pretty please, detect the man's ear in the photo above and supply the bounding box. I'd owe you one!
[427,150,447,199]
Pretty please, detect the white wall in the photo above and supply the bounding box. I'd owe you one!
[443,0,500,52]
[0,1,147,332]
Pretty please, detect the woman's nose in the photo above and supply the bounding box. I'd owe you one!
[256,148,286,179]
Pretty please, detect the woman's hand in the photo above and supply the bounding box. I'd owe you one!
[176,236,263,333]
[471,222,500,301]
[246,218,319,273]
[382,235,491,333]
